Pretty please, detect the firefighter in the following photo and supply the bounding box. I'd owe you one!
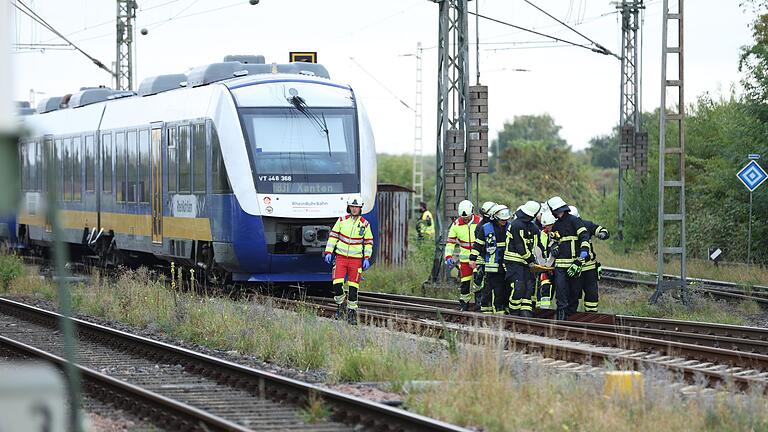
[470,203,509,314]
[416,201,435,240]
[504,201,541,317]
[323,195,374,325]
[471,201,497,308]
[569,206,610,314]
[533,211,557,309]
[546,197,590,320]
[445,199,482,311]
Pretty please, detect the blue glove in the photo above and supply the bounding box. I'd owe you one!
[579,251,589,261]
[446,257,455,267]
[324,254,333,265]
[362,259,371,271]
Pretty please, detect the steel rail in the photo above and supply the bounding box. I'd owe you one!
[355,291,768,354]
[276,296,768,394]
[0,297,470,432]
[0,334,252,432]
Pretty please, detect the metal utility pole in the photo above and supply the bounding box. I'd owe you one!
[430,0,470,282]
[651,0,686,304]
[412,43,424,215]
[116,0,137,91]
[616,0,646,241]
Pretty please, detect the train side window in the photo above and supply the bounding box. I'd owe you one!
[167,127,178,193]
[35,140,42,192]
[127,130,137,202]
[138,129,150,203]
[102,133,113,193]
[178,125,191,193]
[54,139,62,199]
[20,141,27,192]
[63,138,72,201]
[115,132,126,202]
[192,123,206,193]
[73,136,82,201]
[85,135,95,192]
[211,125,231,193]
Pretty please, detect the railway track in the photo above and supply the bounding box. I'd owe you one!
[284,291,768,394]
[602,266,768,305]
[0,297,468,432]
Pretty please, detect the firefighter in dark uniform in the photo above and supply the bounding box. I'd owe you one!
[470,201,497,310]
[546,196,590,320]
[569,206,610,314]
[470,204,510,314]
[504,201,541,317]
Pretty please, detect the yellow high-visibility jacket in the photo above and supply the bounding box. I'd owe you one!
[325,215,374,259]
[444,214,482,263]
[418,210,435,236]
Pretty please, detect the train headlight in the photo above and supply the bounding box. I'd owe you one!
[282,233,290,243]
[302,225,330,247]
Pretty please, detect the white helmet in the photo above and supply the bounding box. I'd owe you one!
[568,205,580,218]
[546,196,569,214]
[480,201,497,218]
[540,202,550,214]
[346,195,364,212]
[541,211,556,226]
[458,200,474,218]
[520,201,541,218]
[491,204,511,221]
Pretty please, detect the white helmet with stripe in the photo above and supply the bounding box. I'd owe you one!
[480,201,497,218]
[491,204,511,221]
[568,205,580,218]
[458,200,474,218]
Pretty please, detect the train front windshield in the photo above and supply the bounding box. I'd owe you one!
[240,107,360,194]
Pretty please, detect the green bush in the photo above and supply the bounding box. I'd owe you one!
[0,254,24,291]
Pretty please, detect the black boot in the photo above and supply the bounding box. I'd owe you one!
[347,309,358,325]
[459,300,469,311]
[519,310,533,318]
[334,303,347,320]
[555,308,567,321]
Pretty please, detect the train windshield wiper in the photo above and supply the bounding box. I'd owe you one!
[288,95,332,156]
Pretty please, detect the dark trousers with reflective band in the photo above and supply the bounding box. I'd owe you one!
[485,272,507,314]
[507,263,534,312]
[554,267,579,318]
[580,267,599,312]
[538,273,554,309]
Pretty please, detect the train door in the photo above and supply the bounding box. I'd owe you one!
[151,124,163,245]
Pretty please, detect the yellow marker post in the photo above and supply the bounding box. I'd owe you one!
[170,262,176,291]
[603,371,644,401]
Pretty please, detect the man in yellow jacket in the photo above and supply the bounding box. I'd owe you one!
[416,201,435,239]
[323,195,374,325]
[444,199,482,311]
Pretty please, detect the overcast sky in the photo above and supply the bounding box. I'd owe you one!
[9,0,756,153]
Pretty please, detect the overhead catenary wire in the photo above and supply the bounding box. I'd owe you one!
[521,0,620,59]
[468,11,615,58]
[348,57,415,113]
[11,0,115,76]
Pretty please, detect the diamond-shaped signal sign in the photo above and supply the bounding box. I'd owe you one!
[737,160,768,192]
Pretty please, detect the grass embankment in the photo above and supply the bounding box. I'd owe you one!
[597,242,768,286]
[3,255,768,431]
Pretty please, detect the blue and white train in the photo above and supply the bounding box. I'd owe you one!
[9,56,377,283]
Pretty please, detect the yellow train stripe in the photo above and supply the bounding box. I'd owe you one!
[20,209,212,241]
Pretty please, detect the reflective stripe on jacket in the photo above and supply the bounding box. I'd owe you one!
[470,221,507,272]
[551,213,590,268]
[325,215,374,259]
[445,214,482,262]
[504,211,541,265]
